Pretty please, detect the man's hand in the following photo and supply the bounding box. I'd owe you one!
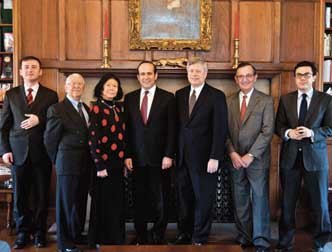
[241,154,254,168]
[229,152,245,169]
[20,114,39,130]
[288,128,303,140]
[296,126,312,139]
[97,169,108,178]
[124,158,133,171]
[2,152,13,165]
[207,159,219,173]
[162,157,173,170]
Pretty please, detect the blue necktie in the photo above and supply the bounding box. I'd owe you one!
[298,93,307,126]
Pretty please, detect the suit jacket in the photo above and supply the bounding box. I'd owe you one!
[276,90,332,171]
[124,87,176,167]
[0,84,58,165]
[226,89,275,169]
[44,97,90,175]
[175,83,228,169]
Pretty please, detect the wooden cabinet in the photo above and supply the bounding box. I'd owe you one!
[0,0,14,107]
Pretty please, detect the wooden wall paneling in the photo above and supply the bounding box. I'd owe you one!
[272,1,281,64]
[13,0,20,86]
[20,0,59,60]
[280,71,296,95]
[38,69,59,93]
[110,0,145,61]
[280,1,316,63]
[200,0,231,62]
[65,0,102,60]
[239,1,274,62]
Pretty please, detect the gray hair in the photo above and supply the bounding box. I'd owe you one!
[65,73,85,85]
[187,57,208,72]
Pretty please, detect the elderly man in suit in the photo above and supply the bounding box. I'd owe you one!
[0,56,58,249]
[124,61,176,245]
[44,73,91,252]
[174,58,228,245]
[226,62,274,252]
[275,61,332,252]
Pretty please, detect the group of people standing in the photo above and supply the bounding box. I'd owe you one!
[0,56,331,252]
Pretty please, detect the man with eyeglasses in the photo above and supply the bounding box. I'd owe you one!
[275,61,332,252]
[226,62,274,252]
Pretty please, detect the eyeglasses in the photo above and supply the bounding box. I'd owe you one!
[295,72,313,79]
[235,74,255,80]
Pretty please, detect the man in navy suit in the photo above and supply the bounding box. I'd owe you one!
[44,73,91,252]
[0,56,58,249]
[124,61,176,244]
[174,58,228,245]
[275,61,332,252]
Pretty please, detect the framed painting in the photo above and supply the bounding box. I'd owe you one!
[129,0,212,50]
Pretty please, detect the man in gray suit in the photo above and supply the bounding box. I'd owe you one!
[275,61,332,252]
[226,62,274,252]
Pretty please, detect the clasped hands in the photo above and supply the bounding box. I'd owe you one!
[124,156,173,172]
[288,126,312,140]
[230,152,254,169]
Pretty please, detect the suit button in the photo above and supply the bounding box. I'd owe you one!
[79,140,83,144]
[298,147,302,152]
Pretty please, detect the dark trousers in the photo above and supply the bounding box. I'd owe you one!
[88,169,125,245]
[56,173,89,250]
[278,152,331,250]
[12,156,52,237]
[230,163,271,249]
[176,160,218,243]
[133,165,171,242]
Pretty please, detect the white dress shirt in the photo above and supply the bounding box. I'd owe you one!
[140,85,156,119]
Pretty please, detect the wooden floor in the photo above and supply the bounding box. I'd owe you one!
[0,205,327,252]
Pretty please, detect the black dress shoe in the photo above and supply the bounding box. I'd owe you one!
[172,233,191,245]
[130,236,147,245]
[148,231,164,245]
[74,235,87,245]
[34,236,47,248]
[58,247,81,252]
[192,242,203,246]
[13,233,29,249]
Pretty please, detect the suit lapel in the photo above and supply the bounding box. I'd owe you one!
[131,90,144,125]
[305,90,319,124]
[183,86,190,120]
[19,85,29,108]
[147,87,160,125]
[241,89,260,125]
[63,98,87,128]
[289,92,299,126]
[188,84,208,121]
[30,84,44,110]
[231,92,241,129]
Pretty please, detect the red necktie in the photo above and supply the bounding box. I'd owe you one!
[26,88,33,106]
[240,95,247,122]
[141,91,149,125]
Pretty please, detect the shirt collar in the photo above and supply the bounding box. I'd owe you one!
[141,85,156,96]
[297,88,313,99]
[66,94,82,108]
[239,87,254,100]
[24,83,39,93]
[190,83,205,95]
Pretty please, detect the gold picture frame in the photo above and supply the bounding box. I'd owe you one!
[129,0,212,50]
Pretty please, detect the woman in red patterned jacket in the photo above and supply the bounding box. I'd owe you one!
[88,73,126,246]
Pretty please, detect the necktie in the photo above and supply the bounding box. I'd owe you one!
[298,93,307,126]
[77,102,84,120]
[240,95,247,122]
[189,89,196,116]
[26,88,33,106]
[141,91,149,125]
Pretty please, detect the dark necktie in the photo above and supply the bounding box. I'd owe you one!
[298,93,307,126]
[189,89,196,116]
[141,91,149,125]
[77,102,85,120]
[26,88,33,106]
[240,95,247,122]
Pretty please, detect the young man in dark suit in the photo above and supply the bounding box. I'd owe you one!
[174,58,228,245]
[124,61,176,245]
[44,73,91,252]
[0,56,58,249]
[275,61,332,252]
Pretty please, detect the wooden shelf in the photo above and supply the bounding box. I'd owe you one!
[0,24,12,27]
[0,52,13,55]
[0,78,13,82]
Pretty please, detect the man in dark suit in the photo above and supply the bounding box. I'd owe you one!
[275,61,332,252]
[0,56,58,249]
[124,61,176,245]
[174,58,228,245]
[226,62,274,252]
[44,73,91,252]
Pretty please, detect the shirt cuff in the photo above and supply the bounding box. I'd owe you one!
[285,129,291,141]
[310,130,315,142]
